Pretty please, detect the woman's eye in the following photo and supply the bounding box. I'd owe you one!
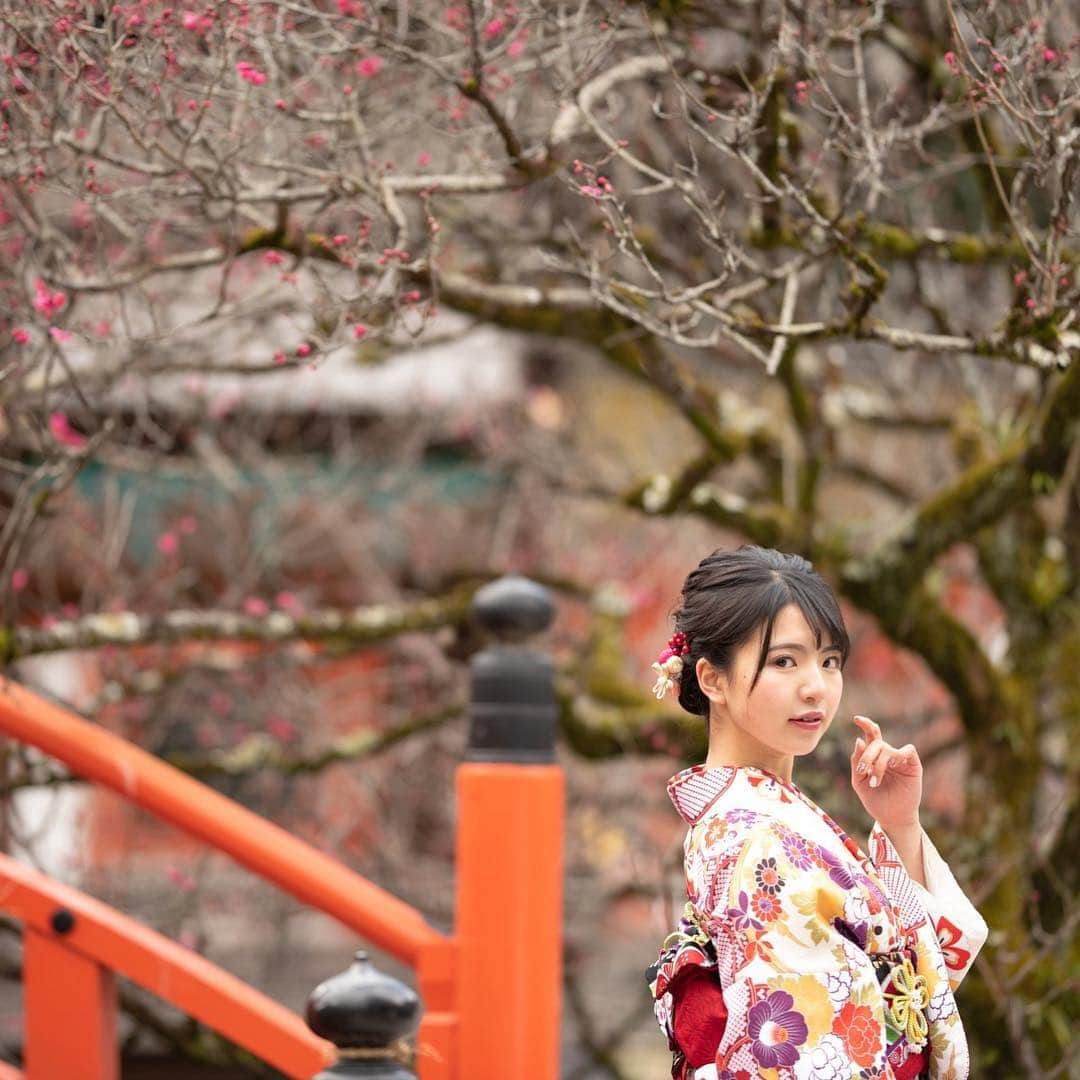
[774,657,794,668]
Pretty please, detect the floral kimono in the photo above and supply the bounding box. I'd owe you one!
[648,765,988,1080]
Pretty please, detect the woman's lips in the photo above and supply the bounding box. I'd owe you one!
[789,716,823,728]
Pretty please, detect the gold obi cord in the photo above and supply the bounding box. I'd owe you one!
[882,954,929,1048]
[661,901,712,952]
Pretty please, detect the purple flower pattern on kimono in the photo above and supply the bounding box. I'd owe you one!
[702,818,893,1077]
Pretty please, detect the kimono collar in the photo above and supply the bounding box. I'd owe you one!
[666,763,796,825]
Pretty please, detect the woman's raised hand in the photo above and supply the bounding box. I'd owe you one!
[850,715,923,829]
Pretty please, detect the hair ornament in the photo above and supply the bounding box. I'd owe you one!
[651,631,690,700]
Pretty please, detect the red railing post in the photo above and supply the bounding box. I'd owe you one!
[454,577,563,1079]
[23,926,118,1079]
[415,939,456,1080]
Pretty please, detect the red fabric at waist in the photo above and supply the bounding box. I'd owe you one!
[670,967,928,1077]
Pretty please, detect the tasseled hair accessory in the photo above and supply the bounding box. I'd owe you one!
[651,631,690,700]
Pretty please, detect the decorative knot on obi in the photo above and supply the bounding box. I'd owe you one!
[873,949,930,1049]
[660,902,711,953]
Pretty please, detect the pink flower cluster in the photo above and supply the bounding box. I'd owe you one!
[49,412,86,450]
[33,278,67,318]
[378,246,411,265]
[356,55,382,78]
[182,10,215,34]
[579,175,613,199]
[236,61,266,86]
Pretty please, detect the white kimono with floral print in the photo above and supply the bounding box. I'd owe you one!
[661,765,988,1080]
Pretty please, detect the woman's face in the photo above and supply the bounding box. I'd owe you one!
[700,602,844,774]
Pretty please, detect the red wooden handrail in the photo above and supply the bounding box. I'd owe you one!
[0,669,565,1080]
[0,679,456,1078]
[0,852,334,1078]
[0,680,442,961]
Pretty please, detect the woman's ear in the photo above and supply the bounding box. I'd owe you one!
[696,657,726,706]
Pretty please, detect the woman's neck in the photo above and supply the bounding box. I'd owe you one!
[705,729,794,782]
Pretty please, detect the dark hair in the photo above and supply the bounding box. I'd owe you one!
[673,545,850,717]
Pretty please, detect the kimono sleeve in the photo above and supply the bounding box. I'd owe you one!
[869,823,988,991]
[703,821,891,1079]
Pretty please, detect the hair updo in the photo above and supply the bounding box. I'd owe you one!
[672,545,850,718]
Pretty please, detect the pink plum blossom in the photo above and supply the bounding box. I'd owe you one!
[275,591,304,614]
[48,412,86,449]
[157,531,179,555]
[236,61,266,86]
[33,279,67,318]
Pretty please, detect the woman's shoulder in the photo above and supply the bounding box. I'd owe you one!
[688,800,807,873]
[686,808,823,925]
[670,764,806,824]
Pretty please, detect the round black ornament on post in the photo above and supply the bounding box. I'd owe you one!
[467,575,556,764]
[305,951,420,1079]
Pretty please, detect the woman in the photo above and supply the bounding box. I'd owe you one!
[646,546,987,1080]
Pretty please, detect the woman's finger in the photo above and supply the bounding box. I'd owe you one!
[872,744,913,786]
[885,743,921,772]
[853,714,882,741]
[870,748,894,787]
[857,738,885,779]
[850,736,867,779]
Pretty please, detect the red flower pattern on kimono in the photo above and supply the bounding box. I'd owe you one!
[935,916,971,972]
[832,1001,879,1067]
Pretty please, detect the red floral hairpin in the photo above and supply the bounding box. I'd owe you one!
[651,631,690,700]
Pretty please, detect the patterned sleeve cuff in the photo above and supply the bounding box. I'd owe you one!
[870,822,988,989]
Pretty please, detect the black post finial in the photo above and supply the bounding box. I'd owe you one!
[467,575,556,763]
[306,952,420,1078]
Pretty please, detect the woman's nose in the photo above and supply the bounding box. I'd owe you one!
[801,666,826,697]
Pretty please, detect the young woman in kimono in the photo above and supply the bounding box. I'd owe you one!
[646,546,988,1080]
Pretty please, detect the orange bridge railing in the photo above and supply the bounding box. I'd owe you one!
[0,574,564,1080]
